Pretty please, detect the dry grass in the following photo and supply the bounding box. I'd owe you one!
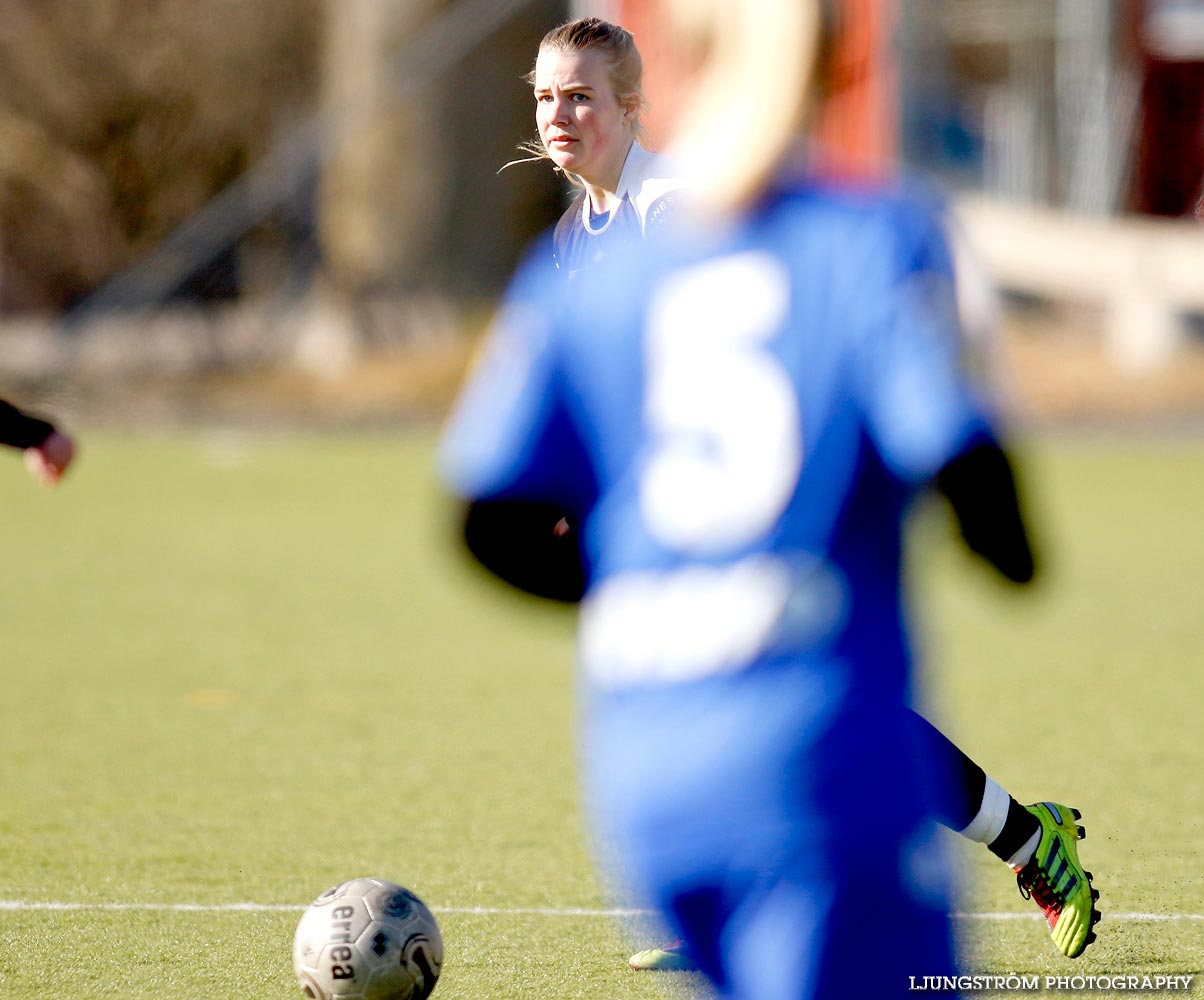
[200,306,1204,430]
[998,308,1204,426]
[22,299,1203,432]
[189,337,477,425]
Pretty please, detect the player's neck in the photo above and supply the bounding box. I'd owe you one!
[581,140,634,216]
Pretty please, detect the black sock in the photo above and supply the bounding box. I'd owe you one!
[988,799,1041,865]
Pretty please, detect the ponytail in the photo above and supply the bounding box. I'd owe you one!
[661,0,821,216]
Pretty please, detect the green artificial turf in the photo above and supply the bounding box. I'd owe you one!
[1,429,1200,998]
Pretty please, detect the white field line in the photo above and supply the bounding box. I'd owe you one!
[0,901,642,917]
[0,900,1202,922]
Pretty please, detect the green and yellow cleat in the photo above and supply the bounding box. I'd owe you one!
[1014,802,1102,958]
[628,940,696,972]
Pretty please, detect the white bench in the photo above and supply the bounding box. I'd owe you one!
[955,195,1204,369]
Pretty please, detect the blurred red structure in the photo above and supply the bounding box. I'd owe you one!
[1129,0,1204,217]
[614,0,900,180]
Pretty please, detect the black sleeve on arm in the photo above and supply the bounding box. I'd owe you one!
[461,499,587,604]
[935,440,1037,584]
[0,399,55,450]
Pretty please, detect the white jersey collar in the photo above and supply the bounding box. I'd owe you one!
[578,143,657,234]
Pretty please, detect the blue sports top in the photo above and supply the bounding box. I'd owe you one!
[440,175,997,696]
[552,143,680,278]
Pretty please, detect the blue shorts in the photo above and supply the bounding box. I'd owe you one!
[582,661,957,1000]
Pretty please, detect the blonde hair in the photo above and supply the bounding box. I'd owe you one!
[503,17,648,178]
[658,0,822,216]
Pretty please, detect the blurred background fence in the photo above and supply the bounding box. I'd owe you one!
[0,0,1201,427]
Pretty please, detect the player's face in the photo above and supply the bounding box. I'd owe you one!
[533,47,633,189]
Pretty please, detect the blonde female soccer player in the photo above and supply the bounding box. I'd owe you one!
[448,10,1101,989]
[504,17,679,279]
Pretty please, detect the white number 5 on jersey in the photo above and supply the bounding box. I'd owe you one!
[641,252,802,554]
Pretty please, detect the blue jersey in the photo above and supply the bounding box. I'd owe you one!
[441,176,976,997]
[441,178,994,699]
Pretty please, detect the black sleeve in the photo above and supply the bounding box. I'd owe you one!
[460,499,587,604]
[0,398,55,450]
[935,440,1036,584]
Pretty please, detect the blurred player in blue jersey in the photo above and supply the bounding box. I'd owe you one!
[443,6,1100,993]
[500,12,1102,971]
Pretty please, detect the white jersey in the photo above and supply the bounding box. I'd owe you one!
[552,143,680,278]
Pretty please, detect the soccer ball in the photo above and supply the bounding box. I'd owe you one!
[292,877,443,1000]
